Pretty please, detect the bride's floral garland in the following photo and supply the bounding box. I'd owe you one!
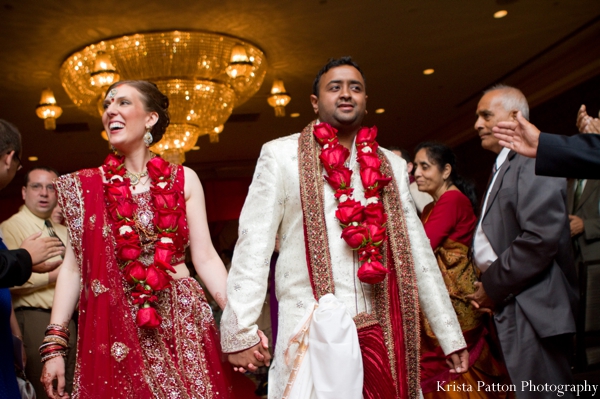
[103,154,183,329]
[313,122,392,284]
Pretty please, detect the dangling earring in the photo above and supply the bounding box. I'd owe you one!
[110,144,118,154]
[143,126,153,147]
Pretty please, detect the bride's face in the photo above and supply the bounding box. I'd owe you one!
[102,84,157,151]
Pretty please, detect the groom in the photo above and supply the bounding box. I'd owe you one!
[221,57,467,399]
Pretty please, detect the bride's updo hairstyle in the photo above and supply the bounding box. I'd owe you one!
[105,80,170,144]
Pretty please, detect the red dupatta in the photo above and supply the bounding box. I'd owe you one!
[56,168,153,398]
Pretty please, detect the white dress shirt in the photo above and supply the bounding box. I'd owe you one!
[473,147,510,272]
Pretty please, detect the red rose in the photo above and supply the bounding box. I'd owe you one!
[357,261,389,284]
[115,199,136,220]
[313,123,338,145]
[155,259,177,274]
[145,264,172,291]
[356,151,381,169]
[106,180,132,202]
[341,225,369,249]
[319,145,349,171]
[147,157,171,181]
[335,199,364,226]
[333,187,354,200]
[154,241,176,264]
[151,188,180,209]
[155,208,182,232]
[123,261,147,284]
[358,244,383,262]
[364,202,386,225]
[356,126,378,144]
[116,238,142,261]
[360,167,392,191]
[367,224,386,244]
[102,154,125,176]
[136,306,162,328]
[324,168,353,190]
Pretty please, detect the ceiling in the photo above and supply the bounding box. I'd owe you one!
[1,0,599,184]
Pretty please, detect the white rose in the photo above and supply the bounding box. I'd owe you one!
[339,194,349,202]
[157,182,168,189]
[160,237,173,244]
[119,225,133,235]
[366,197,379,204]
[361,147,372,153]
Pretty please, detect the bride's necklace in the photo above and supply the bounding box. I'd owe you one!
[124,169,149,188]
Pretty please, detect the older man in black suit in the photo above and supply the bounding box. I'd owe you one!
[467,85,578,398]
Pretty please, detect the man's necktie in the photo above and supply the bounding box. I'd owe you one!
[572,179,584,213]
[45,220,65,259]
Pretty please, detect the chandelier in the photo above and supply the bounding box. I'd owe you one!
[59,30,267,164]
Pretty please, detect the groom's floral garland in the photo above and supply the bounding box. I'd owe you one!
[103,154,183,329]
[313,122,392,284]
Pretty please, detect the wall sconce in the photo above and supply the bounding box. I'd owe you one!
[267,79,291,117]
[35,88,63,130]
[91,51,120,88]
[209,125,224,143]
[226,45,252,78]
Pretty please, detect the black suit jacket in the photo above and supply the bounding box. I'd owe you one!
[480,151,578,338]
[0,249,32,288]
[536,133,600,179]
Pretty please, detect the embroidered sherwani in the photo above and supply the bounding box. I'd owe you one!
[221,133,465,398]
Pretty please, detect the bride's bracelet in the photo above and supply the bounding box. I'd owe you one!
[40,324,70,363]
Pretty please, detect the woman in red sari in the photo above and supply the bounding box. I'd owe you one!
[414,142,512,398]
[40,81,267,398]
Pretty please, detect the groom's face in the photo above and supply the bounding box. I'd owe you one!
[310,65,367,130]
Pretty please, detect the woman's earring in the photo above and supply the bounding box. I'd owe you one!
[143,126,153,147]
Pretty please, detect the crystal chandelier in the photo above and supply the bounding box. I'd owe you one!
[59,30,267,164]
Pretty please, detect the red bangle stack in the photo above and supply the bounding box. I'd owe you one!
[39,323,70,363]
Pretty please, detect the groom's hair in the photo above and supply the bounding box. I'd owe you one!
[312,56,366,97]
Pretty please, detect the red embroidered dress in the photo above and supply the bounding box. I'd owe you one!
[55,162,231,399]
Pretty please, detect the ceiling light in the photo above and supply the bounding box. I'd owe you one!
[290,113,300,118]
[59,30,267,164]
[28,156,38,161]
[423,69,434,75]
[90,51,120,88]
[494,10,508,18]
[35,88,63,130]
[209,124,224,143]
[375,108,385,114]
[267,79,291,117]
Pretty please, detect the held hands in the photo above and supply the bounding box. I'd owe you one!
[41,356,70,398]
[228,330,271,373]
[466,282,494,315]
[446,348,469,374]
[20,231,65,269]
[492,111,540,158]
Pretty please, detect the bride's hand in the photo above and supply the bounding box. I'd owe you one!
[41,356,70,398]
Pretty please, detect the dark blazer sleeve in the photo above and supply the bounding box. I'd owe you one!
[0,249,33,288]
[536,133,600,179]
[482,156,571,303]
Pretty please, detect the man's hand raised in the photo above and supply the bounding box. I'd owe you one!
[492,111,540,158]
[20,232,64,268]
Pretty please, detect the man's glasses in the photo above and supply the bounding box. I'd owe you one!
[27,183,56,193]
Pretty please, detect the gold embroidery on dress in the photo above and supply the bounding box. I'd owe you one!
[91,279,109,297]
[111,342,130,362]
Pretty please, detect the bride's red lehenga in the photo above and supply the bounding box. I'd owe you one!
[55,163,232,399]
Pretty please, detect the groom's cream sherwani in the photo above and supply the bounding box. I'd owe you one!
[221,133,466,399]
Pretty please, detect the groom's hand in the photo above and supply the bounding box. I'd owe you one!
[228,331,271,373]
[447,348,469,374]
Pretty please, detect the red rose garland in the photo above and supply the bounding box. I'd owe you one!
[103,154,183,328]
[314,122,392,284]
